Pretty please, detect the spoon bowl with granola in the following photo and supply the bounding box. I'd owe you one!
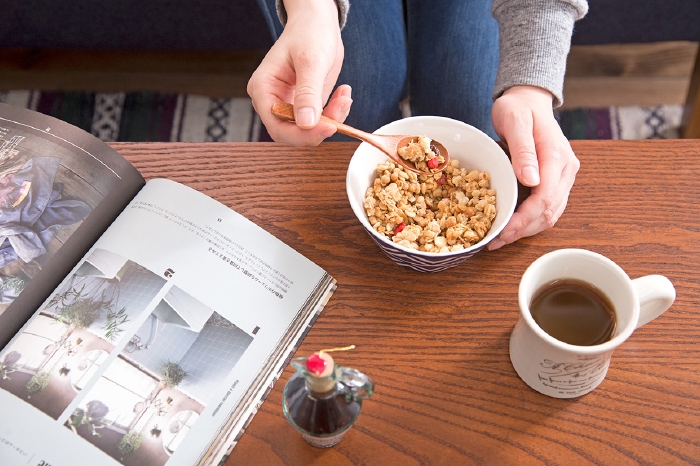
[346,116,518,273]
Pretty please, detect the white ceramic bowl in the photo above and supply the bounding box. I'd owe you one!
[346,116,518,273]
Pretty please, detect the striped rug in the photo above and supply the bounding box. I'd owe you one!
[0,90,684,143]
[555,105,683,140]
[0,90,264,143]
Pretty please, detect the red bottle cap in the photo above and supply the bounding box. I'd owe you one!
[305,352,334,378]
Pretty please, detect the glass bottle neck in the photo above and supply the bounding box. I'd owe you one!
[305,374,336,394]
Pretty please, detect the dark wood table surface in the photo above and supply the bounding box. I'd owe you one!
[113,140,700,466]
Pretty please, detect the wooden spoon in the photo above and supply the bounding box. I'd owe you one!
[271,101,450,175]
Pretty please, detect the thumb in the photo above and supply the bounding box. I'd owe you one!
[504,119,540,187]
[292,60,328,129]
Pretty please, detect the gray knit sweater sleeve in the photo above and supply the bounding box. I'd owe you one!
[276,0,350,29]
[492,0,588,107]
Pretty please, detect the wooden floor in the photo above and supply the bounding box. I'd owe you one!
[0,49,266,98]
[1,42,698,132]
[562,41,697,109]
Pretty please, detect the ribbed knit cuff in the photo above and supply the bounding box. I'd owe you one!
[276,0,349,29]
[492,0,587,108]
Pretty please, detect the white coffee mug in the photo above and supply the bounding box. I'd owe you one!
[510,248,675,398]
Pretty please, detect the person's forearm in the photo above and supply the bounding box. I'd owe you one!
[276,0,349,28]
[491,0,588,108]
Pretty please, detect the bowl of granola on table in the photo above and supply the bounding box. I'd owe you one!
[346,116,518,273]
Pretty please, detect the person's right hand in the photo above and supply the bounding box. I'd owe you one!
[247,0,352,145]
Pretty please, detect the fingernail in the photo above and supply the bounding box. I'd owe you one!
[521,166,540,186]
[296,107,316,127]
[340,98,353,118]
[501,231,516,243]
[488,239,505,250]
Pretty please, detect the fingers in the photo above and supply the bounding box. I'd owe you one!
[322,85,353,122]
[507,125,540,187]
[251,78,337,145]
[488,186,568,251]
[488,139,578,250]
[267,108,337,145]
[249,74,332,145]
[292,53,330,129]
[247,49,342,146]
[264,85,353,144]
[500,106,541,188]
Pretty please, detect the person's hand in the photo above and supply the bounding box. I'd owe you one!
[247,0,352,145]
[488,85,580,250]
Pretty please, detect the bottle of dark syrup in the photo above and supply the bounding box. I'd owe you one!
[283,347,374,448]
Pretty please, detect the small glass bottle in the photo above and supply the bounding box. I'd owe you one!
[283,350,374,448]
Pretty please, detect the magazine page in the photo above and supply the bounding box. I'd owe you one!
[207,297,331,465]
[0,178,335,466]
[203,281,334,465]
[0,103,146,347]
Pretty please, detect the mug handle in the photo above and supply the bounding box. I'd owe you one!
[632,275,676,328]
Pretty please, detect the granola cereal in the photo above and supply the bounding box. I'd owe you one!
[363,158,497,253]
[397,135,445,171]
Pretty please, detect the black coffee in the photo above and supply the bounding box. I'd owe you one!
[530,279,617,346]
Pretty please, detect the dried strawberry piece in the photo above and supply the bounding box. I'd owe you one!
[436,174,446,185]
[394,222,406,234]
[427,158,439,169]
[306,353,327,376]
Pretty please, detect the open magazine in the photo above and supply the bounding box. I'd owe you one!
[0,103,336,466]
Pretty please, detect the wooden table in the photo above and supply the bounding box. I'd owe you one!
[114,140,700,466]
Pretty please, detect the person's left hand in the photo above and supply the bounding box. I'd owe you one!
[488,85,580,250]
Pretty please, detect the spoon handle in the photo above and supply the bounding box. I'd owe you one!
[271,102,377,143]
[270,101,441,175]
